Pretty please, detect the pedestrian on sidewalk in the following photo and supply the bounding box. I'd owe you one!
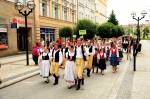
[64,45,76,89]
[97,48,107,75]
[41,47,51,83]
[32,43,39,65]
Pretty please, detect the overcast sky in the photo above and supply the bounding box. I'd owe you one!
[107,0,150,25]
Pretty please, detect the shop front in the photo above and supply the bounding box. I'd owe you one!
[40,27,55,42]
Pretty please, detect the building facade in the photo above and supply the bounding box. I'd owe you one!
[0,0,107,57]
[34,0,77,43]
[0,0,34,57]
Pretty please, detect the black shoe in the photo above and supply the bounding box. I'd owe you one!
[68,86,72,89]
[76,79,81,90]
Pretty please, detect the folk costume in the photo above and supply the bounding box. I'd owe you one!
[64,50,76,88]
[50,49,63,85]
[41,50,51,83]
[97,51,106,75]
[85,45,95,77]
[110,48,119,73]
[74,45,86,90]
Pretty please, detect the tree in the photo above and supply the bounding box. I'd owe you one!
[74,19,97,39]
[59,26,73,41]
[108,10,119,25]
[127,28,134,35]
[97,22,114,38]
[97,22,124,38]
[143,27,149,38]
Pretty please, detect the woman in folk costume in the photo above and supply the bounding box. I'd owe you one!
[64,45,76,89]
[74,38,86,90]
[38,44,44,76]
[97,48,107,75]
[50,43,63,85]
[110,42,119,73]
[41,47,51,83]
[85,40,95,77]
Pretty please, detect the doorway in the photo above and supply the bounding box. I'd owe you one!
[17,27,30,51]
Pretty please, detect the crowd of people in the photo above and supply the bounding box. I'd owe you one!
[31,37,134,90]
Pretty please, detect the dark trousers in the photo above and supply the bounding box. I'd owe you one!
[33,55,39,65]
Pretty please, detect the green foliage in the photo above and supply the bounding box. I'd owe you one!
[127,28,134,35]
[74,19,97,39]
[97,22,124,38]
[108,10,119,25]
[97,22,114,38]
[59,27,72,38]
[143,27,149,39]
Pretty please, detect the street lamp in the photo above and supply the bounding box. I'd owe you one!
[15,0,35,65]
[131,10,147,71]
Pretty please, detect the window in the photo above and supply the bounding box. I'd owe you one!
[42,0,47,16]
[40,0,49,17]
[64,7,67,20]
[0,24,8,49]
[52,3,60,19]
[71,11,75,22]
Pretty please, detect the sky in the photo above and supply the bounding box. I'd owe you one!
[107,0,150,25]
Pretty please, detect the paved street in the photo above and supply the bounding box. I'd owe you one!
[0,40,150,99]
[0,59,129,99]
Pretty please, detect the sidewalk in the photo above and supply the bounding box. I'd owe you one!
[0,54,39,88]
[0,54,32,65]
[131,40,150,99]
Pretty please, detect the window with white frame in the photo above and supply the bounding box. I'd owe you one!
[40,0,49,17]
[52,3,59,19]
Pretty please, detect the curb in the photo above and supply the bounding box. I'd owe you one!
[0,70,40,89]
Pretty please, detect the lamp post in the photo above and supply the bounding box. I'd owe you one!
[131,10,147,71]
[15,0,35,65]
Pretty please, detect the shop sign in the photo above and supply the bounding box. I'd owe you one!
[10,17,33,28]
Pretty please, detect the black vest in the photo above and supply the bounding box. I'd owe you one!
[74,45,86,61]
[67,52,75,61]
[89,46,93,53]
[52,50,60,62]
[42,53,49,60]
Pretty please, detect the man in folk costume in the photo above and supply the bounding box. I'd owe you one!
[50,43,63,85]
[74,38,86,90]
[85,40,95,77]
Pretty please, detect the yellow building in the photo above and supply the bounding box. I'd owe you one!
[95,0,108,24]
[34,0,77,42]
[34,0,108,42]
